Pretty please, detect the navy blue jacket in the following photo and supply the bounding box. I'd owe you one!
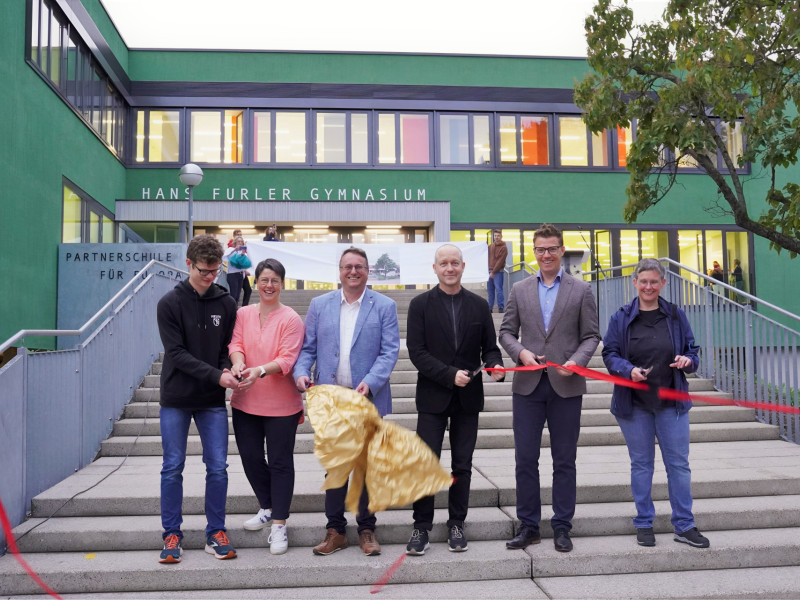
[602,296,699,417]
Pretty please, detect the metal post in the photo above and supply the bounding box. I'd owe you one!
[188,185,194,240]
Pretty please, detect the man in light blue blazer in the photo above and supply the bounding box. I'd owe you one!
[294,246,400,558]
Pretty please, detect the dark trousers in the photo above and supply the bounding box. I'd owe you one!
[512,373,582,532]
[242,276,252,306]
[325,480,375,534]
[231,408,300,521]
[227,272,244,306]
[412,395,479,531]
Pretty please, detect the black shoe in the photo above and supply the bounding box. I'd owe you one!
[637,527,656,547]
[553,528,573,552]
[406,528,430,556]
[448,524,468,552]
[506,525,541,549]
[674,527,710,548]
[498,307,505,313]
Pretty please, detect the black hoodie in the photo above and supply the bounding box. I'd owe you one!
[156,279,238,409]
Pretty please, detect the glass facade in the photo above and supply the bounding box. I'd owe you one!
[28,0,126,158]
[62,181,115,243]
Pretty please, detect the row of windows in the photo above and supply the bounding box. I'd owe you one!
[135,107,746,172]
[62,180,116,243]
[28,0,126,157]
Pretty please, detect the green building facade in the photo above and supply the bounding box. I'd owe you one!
[2,0,799,346]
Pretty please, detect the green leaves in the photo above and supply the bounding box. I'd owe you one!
[576,0,800,255]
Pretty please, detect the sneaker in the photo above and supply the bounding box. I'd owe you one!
[313,528,348,555]
[159,534,182,564]
[637,527,656,547]
[268,523,288,555]
[674,527,710,548]
[243,508,272,531]
[448,524,468,552]
[406,528,430,556]
[205,530,237,559]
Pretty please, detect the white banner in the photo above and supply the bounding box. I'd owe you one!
[236,241,489,285]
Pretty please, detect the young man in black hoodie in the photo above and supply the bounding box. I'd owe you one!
[156,234,240,563]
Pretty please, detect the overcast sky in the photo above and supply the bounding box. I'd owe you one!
[100,0,668,56]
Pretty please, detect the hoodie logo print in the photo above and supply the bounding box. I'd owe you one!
[211,314,221,327]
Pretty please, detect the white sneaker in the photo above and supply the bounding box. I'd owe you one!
[269,523,288,555]
[243,508,272,531]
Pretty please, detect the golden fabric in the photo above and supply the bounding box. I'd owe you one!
[305,385,453,514]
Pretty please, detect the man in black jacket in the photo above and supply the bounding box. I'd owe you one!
[156,234,240,564]
[405,244,505,556]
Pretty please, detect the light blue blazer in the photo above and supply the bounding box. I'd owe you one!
[293,288,400,416]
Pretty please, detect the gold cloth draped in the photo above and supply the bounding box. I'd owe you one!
[305,385,453,514]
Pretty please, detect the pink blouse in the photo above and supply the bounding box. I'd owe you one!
[228,304,305,417]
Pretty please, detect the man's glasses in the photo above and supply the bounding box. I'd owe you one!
[533,246,562,256]
[193,264,222,277]
[339,265,368,272]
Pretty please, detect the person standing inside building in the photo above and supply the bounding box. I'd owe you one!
[264,224,279,241]
[487,229,508,313]
[602,258,709,549]
[156,234,240,563]
[405,244,505,556]
[294,246,400,558]
[731,258,746,303]
[499,223,600,553]
[228,229,252,306]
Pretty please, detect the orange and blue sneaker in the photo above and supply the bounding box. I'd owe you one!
[205,529,237,560]
[159,533,183,563]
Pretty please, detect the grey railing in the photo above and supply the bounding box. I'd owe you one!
[589,258,800,445]
[0,261,182,551]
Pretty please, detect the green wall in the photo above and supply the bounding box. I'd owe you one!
[127,50,589,88]
[0,1,126,347]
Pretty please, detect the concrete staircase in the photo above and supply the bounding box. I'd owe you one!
[3,288,800,599]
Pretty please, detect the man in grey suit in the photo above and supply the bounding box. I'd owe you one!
[499,223,600,553]
[294,246,400,558]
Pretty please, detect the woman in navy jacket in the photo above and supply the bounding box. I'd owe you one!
[602,258,710,549]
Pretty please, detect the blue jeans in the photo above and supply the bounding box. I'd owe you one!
[487,271,504,310]
[615,405,695,533]
[160,405,229,538]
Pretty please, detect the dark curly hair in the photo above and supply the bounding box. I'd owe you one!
[533,223,563,246]
[186,234,223,265]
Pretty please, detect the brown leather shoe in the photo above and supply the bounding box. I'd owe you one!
[358,529,381,556]
[312,528,348,555]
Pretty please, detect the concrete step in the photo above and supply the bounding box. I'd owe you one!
[112,405,756,437]
[29,440,800,518]
[4,530,800,597]
[14,495,800,554]
[98,420,778,457]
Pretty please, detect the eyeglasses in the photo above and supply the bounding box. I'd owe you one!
[533,246,562,256]
[193,264,222,277]
[258,278,282,287]
[339,265,368,272]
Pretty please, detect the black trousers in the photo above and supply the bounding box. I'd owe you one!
[512,372,582,532]
[242,275,252,306]
[231,408,300,521]
[412,394,479,531]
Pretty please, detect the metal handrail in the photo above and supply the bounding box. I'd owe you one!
[585,257,799,325]
[0,260,187,355]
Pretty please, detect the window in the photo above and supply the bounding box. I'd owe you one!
[499,115,550,166]
[27,0,127,158]
[253,111,307,164]
[62,180,115,243]
[439,114,492,165]
[190,110,245,163]
[136,110,180,163]
[720,121,744,168]
[617,125,632,167]
[313,112,369,164]
[377,113,431,165]
[559,116,588,166]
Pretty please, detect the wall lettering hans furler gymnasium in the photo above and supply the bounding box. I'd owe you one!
[140,186,428,202]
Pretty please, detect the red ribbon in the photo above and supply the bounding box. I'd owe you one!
[0,497,63,599]
[370,552,406,594]
[486,362,800,415]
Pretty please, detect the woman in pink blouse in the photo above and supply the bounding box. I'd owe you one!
[229,258,305,555]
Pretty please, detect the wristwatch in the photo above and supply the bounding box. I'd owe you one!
[258,365,267,378]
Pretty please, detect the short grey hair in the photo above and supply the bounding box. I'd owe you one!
[634,258,666,279]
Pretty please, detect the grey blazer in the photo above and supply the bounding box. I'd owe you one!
[499,271,600,398]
